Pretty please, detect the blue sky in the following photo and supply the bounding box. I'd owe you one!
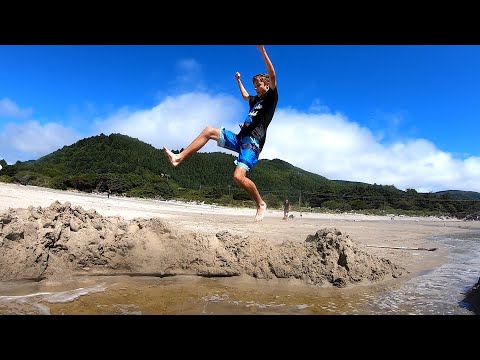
[1,45,479,193]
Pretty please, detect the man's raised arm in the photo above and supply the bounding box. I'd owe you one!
[235,71,250,101]
[257,45,276,90]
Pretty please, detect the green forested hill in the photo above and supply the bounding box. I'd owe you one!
[1,133,479,218]
[42,133,165,175]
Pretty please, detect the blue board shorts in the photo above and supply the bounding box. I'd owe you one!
[218,127,260,171]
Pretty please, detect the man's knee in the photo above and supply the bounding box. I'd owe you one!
[204,126,220,139]
[233,173,244,184]
[233,167,247,184]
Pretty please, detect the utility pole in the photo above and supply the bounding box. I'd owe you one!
[297,171,301,210]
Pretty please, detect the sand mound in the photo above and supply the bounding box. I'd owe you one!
[0,201,405,287]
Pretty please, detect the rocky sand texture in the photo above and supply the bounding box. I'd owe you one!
[0,201,405,287]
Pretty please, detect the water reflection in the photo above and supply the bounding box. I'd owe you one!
[1,233,479,315]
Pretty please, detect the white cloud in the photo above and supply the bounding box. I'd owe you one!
[261,108,480,192]
[0,121,80,163]
[177,59,202,80]
[93,92,243,155]
[173,58,207,92]
[2,92,480,194]
[0,98,33,118]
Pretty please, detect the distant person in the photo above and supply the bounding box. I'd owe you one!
[163,45,278,222]
[107,189,111,198]
[283,199,290,220]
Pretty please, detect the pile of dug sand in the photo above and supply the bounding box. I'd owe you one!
[0,201,405,287]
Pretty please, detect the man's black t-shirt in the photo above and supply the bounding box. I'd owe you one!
[238,87,278,150]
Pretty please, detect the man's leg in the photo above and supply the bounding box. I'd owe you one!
[233,166,267,221]
[163,126,220,167]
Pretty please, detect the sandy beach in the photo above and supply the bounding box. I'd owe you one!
[2,181,480,315]
[2,181,479,280]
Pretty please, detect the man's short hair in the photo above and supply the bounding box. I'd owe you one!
[252,73,270,85]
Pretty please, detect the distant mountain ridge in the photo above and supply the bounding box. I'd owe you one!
[435,190,480,200]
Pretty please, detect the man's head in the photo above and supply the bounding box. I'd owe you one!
[253,73,270,96]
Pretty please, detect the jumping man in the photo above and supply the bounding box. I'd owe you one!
[163,45,278,221]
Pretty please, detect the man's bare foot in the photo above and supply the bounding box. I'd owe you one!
[163,147,181,167]
[255,203,267,222]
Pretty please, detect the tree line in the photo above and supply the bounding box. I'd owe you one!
[1,133,479,218]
